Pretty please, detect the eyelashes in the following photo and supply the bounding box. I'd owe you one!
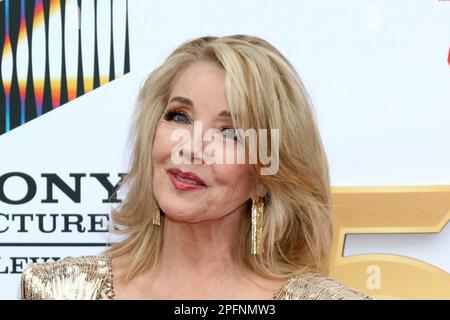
[163,108,191,124]
[222,128,238,140]
[162,108,238,141]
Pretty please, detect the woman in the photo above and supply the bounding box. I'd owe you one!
[21,35,372,300]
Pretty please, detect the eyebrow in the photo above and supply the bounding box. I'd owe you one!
[218,110,231,117]
[169,96,231,118]
[170,96,193,106]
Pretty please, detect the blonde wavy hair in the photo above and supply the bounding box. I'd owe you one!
[106,35,332,281]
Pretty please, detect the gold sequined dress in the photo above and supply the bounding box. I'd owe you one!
[20,255,373,300]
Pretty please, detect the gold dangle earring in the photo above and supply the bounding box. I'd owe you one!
[152,205,161,225]
[251,197,264,254]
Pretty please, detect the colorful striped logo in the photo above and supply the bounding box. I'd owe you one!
[0,0,130,135]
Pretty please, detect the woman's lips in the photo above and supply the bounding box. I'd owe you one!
[167,168,208,191]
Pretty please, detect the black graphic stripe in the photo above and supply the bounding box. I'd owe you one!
[0,242,111,247]
[25,0,37,124]
[9,0,21,130]
[108,0,115,82]
[76,0,84,97]
[60,0,68,105]
[124,0,129,74]
[0,3,5,135]
[93,0,100,89]
[42,0,52,114]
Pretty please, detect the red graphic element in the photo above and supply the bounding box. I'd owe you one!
[448,47,450,66]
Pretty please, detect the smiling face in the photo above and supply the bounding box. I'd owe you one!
[152,62,262,223]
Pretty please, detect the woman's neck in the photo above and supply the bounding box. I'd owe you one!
[156,206,246,281]
[112,204,288,299]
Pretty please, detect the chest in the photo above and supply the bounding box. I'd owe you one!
[112,277,282,300]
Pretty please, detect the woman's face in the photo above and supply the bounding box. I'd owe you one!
[152,62,260,223]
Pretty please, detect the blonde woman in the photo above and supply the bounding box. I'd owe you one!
[21,35,372,300]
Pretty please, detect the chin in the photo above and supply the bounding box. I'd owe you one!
[163,211,208,223]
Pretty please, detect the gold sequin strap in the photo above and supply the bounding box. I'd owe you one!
[20,255,114,300]
[272,272,374,300]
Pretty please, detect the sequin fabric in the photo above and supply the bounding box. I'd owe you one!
[272,272,374,300]
[20,255,372,300]
[20,255,114,300]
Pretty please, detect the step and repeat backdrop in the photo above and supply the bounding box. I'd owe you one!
[0,0,449,299]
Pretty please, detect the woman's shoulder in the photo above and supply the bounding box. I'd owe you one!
[20,255,114,300]
[273,272,373,300]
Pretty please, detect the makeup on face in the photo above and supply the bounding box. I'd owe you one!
[167,167,208,191]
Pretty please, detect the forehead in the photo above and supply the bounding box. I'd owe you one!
[169,62,229,114]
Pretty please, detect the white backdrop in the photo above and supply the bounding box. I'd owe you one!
[0,0,449,299]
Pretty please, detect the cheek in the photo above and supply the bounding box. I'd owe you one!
[215,164,255,196]
[152,124,176,165]
[152,125,178,194]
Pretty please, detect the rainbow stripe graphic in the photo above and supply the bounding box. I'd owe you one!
[0,0,130,135]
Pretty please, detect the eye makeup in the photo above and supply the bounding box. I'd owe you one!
[163,108,191,124]
[162,106,239,141]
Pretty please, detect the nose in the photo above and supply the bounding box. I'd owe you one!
[178,120,212,165]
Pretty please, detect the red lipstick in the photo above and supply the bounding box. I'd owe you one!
[167,168,208,190]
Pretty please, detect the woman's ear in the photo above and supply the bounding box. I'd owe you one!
[251,179,268,200]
